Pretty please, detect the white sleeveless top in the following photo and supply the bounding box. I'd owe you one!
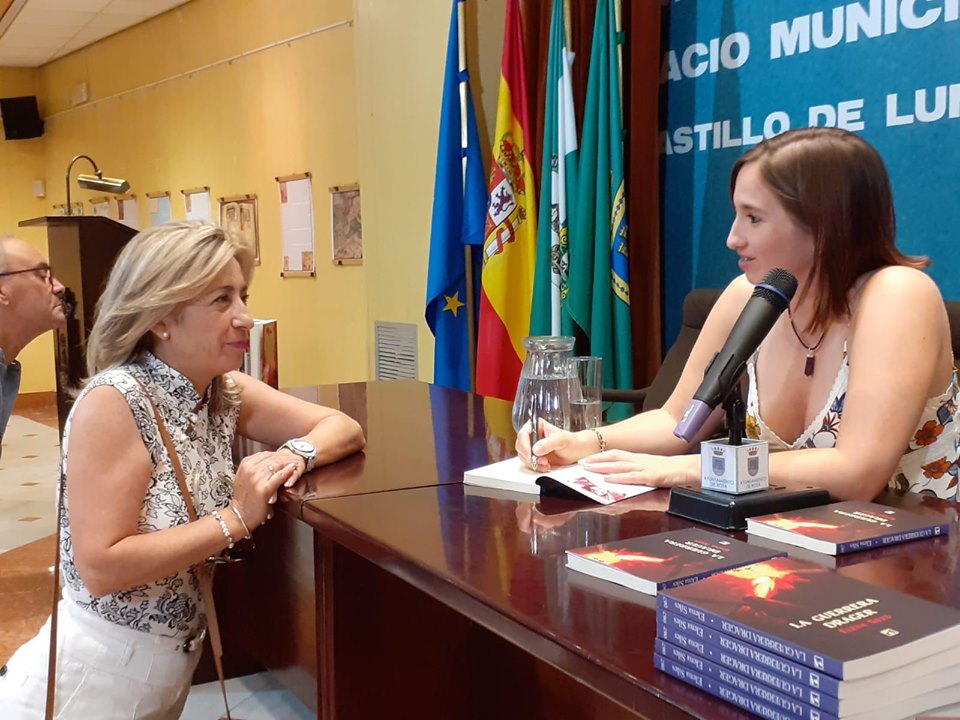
[59,352,239,638]
[746,343,960,499]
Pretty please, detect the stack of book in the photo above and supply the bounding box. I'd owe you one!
[655,556,960,720]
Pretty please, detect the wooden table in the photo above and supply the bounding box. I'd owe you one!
[225,381,960,719]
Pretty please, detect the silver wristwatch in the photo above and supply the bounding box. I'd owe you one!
[280,438,317,472]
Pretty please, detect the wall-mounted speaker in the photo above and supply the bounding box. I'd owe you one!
[0,96,44,140]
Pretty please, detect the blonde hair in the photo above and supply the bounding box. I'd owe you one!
[86,221,255,411]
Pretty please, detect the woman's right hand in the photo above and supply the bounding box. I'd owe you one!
[514,419,599,471]
[231,451,299,528]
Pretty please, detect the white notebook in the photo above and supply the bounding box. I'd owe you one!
[463,457,655,505]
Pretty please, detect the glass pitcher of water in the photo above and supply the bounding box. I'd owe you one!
[511,336,576,432]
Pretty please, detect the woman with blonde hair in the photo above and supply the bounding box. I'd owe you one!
[518,127,958,501]
[0,221,365,718]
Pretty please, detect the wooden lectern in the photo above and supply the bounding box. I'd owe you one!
[19,215,137,435]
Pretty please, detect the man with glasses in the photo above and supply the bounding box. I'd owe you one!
[0,236,65,456]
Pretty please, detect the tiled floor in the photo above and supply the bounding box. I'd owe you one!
[0,415,60,553]
[0,400,313,717]
[182,673,312,720]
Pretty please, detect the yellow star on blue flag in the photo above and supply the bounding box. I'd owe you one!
[443,292,465,317]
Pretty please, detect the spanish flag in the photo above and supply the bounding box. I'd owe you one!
[475,0,537,401]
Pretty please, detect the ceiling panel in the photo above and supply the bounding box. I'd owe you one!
[0,0,190,67]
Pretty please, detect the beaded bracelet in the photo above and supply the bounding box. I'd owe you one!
[211,509,235,549]
[591,427,606,453]
[230,503,253,540]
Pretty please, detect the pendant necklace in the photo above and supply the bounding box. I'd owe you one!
[787,308,827,377]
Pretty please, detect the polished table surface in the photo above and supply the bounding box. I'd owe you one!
[257,381,960,718]
[295,480,960,719]
[280,380,504,501]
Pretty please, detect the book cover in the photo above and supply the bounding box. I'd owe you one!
[462,457,655,505]
[659,556,960,680]
[656,639,838,719]
[746,500,949,555]
[565,528,785,596]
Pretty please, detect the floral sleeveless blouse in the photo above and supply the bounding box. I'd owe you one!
[745,344,960,499]
[59,352,239,638]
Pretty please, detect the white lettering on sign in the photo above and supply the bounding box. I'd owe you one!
[662,111,790,155]
[887,83,960,126]
[662,32,750,82]
[771,0,958,59]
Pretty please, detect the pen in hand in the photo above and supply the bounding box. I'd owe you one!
[529,397,540,471]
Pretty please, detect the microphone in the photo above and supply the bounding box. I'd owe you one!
[674,268,798,443]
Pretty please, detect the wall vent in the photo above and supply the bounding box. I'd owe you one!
[374,321,417,380]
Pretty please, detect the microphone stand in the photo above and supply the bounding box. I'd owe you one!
[667,384,831,529]
[724,388,746,447]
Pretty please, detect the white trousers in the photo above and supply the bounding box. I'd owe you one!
[0,599,202,719]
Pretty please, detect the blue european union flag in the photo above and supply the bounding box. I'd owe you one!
[425,0,486,392]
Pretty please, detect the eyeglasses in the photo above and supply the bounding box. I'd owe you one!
[0,264,54,287]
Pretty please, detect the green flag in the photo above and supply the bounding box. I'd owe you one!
[531,0,579,337]
[567,0,633,420]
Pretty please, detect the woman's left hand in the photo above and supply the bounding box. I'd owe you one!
[580,450,699,487]
[273,448,307,487]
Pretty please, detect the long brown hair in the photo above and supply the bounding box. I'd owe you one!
[730,127,928,332]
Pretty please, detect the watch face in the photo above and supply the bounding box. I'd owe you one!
[289,439,315,456]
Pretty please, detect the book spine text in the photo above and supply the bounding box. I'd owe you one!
[657,639,840,718]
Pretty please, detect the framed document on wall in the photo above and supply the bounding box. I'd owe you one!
[219,194,260,265]
[182,186,212,223]
[89,196,112,218]
[330,183,362,265]
[117,195,139,229]
[277,172,315,277]
[147,191,171,226]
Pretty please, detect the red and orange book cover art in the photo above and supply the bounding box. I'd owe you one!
[567,475,628,503]
[747,501,949,555]
[660,556,960,678]
[565,528,785,594]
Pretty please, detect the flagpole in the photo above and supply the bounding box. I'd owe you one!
[613,0,623,86]
[457,0,478,394]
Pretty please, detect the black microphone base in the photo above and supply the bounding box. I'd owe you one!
[667,484,831,531]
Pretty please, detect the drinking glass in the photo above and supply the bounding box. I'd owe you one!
[569,356,602,431]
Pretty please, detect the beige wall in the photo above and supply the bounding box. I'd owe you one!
[34,0,365,391]
[355,0,503,383]
[0,67,54,392]
[6,0,508,393]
